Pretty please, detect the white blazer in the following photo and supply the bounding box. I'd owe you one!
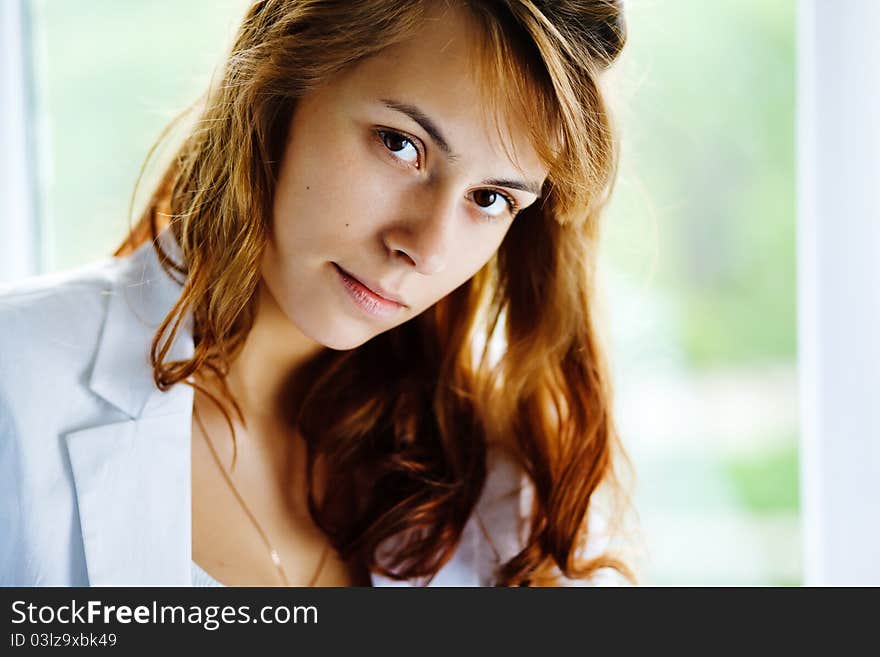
[0,230,530,587]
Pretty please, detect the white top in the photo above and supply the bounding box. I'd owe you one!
[190,561,225,587]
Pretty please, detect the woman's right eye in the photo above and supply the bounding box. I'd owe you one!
[376,129,421,168]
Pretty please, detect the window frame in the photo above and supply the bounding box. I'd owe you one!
[0,0,40,282]
[797,0,880,585]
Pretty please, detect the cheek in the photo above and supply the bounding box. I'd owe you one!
[418,241,499,310]
[272,143,404,256]
[457,221,507,275]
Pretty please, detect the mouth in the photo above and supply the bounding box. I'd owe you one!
[332,263,407,318]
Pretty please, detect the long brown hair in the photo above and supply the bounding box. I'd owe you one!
[117,0,634,586]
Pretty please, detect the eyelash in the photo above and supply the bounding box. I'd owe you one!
[374,128,520,222]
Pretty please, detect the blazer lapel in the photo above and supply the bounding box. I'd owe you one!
[89,230,191,420]
[65,230,195,586]
[65,411,192,585]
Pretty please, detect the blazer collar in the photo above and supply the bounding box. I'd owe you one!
[88,229,193,419]
[66,229,196,586]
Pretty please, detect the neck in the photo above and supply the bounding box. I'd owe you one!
[222,278,324,422]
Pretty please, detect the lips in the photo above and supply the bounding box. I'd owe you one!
[333,263,407,307]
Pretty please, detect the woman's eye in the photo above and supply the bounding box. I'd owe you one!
[377,129,420,167]
[472,189,518,221]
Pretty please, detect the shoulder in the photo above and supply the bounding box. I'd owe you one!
[0,231,179,376]
[0,256,126,431]
[0,256,120,352]
[1,231,190,432]
[0,257,124,385]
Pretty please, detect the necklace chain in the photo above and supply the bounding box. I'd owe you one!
[193,406,330,587]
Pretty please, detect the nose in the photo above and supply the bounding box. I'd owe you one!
[382,184,457,276]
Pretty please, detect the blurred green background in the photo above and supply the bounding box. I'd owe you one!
[33,0,799,584]
[33,0,247,268]
[602,0,798,584]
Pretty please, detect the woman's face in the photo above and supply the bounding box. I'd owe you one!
[262,5,549,350]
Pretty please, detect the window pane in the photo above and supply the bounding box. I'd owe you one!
[34,0,247,271]
[605,0,799,584]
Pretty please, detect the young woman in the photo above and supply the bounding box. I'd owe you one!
[0,0,633,587]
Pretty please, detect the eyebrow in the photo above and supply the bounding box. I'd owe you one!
[379,98,544,198]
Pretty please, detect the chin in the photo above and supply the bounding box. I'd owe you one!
[290,311,380,352]
[320,330,376,351]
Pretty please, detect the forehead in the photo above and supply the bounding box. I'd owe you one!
[327,3,548,181]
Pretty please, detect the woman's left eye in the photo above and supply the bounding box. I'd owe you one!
[472,189,518,222]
